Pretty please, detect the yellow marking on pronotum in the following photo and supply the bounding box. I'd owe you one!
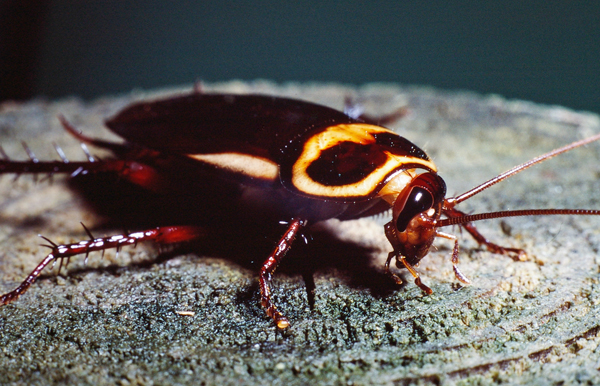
[292,123,437,197]
[188,153,279,181]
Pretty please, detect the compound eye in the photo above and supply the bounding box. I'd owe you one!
[395,187,434,232]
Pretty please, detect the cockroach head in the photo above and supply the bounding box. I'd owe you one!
[384,172,446,266]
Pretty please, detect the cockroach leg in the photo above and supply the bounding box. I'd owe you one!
[396,255,433,295]
[259,218,307,329]
[435,231,471,284]
[384,252,404,285]
[0,225,204,306]
[301,271,316,310]
[443,207,527,261]
[0,154,164,192]
[57,115,125,153]
[463,222,527,261]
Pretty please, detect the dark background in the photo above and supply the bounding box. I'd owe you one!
[2,1,599,113]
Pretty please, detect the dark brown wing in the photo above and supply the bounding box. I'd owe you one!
[105,93,355,162]
[106,92,434,209]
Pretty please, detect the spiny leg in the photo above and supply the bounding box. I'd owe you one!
[443,207,527,261]
[0,225,203,305]
[0,118,164,190]
[259,218,307,329]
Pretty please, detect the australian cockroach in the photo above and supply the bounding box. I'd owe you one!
[1,91,600,330]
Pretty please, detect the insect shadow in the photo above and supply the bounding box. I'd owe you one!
[66,172,402,305]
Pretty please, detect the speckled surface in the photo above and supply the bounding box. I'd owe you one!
[0,82,600,385]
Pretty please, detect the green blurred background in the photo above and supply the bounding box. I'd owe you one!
[2,1,599,112]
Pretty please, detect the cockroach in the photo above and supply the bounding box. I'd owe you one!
[1,91,600,330]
